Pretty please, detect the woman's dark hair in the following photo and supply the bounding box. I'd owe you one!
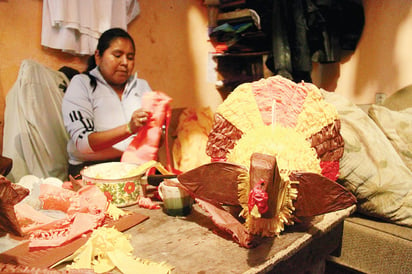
[84,28,135,90]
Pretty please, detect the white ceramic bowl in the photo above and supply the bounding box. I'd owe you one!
[80,162,145,207]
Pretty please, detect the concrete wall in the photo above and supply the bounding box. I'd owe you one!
[312,0,412,104]
[1,0,412,152]
[0,0,221,153]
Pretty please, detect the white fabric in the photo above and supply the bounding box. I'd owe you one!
[41,0,140,55]
[3,60,70,182]
[62,68,152,165]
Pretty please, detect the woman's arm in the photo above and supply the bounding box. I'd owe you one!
[88,124,132,151]
[88,109,151,151]
[62,74,152,156]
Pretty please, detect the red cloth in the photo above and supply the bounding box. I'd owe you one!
[121,91,172,169]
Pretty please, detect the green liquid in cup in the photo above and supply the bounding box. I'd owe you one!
[165,206,192,216]
[163,196,193,216]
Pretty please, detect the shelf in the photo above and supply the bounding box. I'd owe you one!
[212,51,271,57]
[204,1,273,95]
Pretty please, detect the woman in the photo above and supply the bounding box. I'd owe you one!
[62,28,152,177]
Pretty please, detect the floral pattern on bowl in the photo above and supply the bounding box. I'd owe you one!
[81,162,144,207]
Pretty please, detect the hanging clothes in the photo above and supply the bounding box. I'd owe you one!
[264,0,364,83]
[41,0,140,55]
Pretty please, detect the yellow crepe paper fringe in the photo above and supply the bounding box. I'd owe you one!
[229,125,321,237]
[216,83,264,133]
[106,202,130,221]
[67,226,173,274]
[237,171,250,210]
[295,84,339,138]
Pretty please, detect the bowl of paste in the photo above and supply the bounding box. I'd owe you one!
[81,162,145,207]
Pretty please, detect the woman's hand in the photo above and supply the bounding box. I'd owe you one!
[128,109,152,134]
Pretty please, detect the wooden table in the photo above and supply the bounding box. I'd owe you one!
[0,201,355,273]
[125,203,356,274]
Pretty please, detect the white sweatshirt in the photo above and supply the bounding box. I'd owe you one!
[62,67,151,165]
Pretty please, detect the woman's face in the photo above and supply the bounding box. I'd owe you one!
[95,37,135,88]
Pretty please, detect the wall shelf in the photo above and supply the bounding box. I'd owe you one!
[204,1,272,94]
